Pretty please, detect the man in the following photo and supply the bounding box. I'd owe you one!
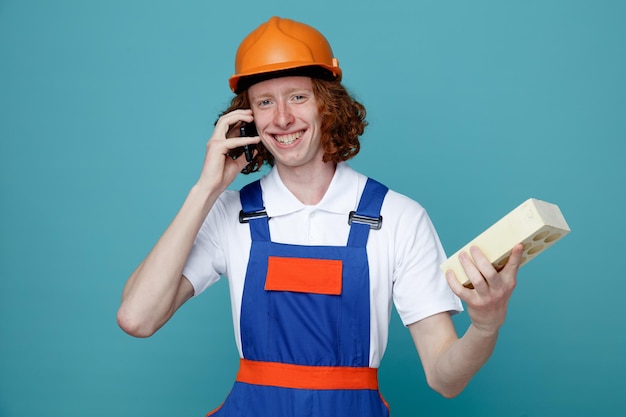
[117,16,522,416]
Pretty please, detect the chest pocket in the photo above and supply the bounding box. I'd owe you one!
[265,256,343,295]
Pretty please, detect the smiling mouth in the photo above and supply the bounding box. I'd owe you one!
[274,130,304,145]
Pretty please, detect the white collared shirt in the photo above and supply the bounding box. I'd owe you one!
[184,162,462,367]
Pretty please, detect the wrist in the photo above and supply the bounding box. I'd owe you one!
[469,322,500,339]
[188,181,221,211]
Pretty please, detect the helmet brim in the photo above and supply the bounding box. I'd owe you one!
[229,63,341,93]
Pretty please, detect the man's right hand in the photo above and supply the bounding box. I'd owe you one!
[197,109,261,194]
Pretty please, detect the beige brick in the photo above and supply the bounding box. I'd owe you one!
[440,198,570,288]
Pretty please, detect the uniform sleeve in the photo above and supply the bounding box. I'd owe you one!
[391,198,463,326]
[182,192,232,296]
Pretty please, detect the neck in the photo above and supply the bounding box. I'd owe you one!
[276,162,337,205]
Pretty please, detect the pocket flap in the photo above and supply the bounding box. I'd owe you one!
[265,256,342,295]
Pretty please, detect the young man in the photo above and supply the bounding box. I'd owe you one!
[117,16,523,416]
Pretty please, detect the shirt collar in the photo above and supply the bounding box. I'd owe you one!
[260,162,361,217]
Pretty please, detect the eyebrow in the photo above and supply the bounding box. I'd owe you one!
[249,87,313,101]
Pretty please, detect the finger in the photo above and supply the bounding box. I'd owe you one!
[223,136,261,159]
[230,149,253,171]
[444,269,474,300]
[469,246,502,290]
[505,243,524,271]
[221,142,258,176]
[500,243,524,285]
[215,109,255,137]
[458,251,489,293]
[204,135,258,174]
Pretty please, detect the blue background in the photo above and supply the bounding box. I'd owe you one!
[1,1,625,416]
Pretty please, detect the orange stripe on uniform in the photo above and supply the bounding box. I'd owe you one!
[235,358,378,390]
[265,256,343,295]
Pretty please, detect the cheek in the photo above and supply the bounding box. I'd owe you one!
[256,129,276,149]
[251,113,271,133]
[259,137,273,149]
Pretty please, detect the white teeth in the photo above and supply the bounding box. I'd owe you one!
[274,130,303,145]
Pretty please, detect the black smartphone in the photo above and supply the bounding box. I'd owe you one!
[228,121,257,162]
[239,122,257,162]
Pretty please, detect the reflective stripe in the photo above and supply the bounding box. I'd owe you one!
[236,358,379,390]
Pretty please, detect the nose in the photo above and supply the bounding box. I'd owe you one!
[273,101,294,129]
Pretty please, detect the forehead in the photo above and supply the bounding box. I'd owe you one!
[247,76,313,97]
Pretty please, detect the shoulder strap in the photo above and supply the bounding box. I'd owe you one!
[347,178,389,248]
[239,180,270,241]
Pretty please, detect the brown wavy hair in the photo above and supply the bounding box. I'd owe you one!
[218,77,367,174]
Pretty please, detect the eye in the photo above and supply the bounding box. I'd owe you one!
[252,99,272,109]
[291,94,308,102]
